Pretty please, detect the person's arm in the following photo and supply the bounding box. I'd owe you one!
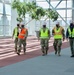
[62,28,65,41]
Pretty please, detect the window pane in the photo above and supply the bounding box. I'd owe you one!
[5,0,11,3]
[20,0,23,2]
[36,0,46,1]
[0,15,3,25]
[57,1,66,8]
[0,25,3,36]
[0,3,3,13]
[50,1,59,8]
[5,4,11,15]
[67,18,72,25]
[57,10,66,17]
[67,1,72,8]
[6,16,11,25]
[67,10,72,17]
[37,2,49,8]
[4,25,11,36]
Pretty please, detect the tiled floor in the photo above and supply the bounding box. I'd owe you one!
[0,36,69,67]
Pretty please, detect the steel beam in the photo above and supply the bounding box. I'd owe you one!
[55,0,63,9]
[46,0,69,25]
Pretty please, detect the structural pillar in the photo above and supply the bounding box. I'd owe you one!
[72,0,74,20]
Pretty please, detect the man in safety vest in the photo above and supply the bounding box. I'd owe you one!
[38,24,50,56]
[17,24,28,55]
[66,21,74,57]
[52,22,65,56]
[12,24,20,53]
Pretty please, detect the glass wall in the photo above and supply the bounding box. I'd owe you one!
[0,0,11,36]
[0,0,73,37]
[36,0,72,34]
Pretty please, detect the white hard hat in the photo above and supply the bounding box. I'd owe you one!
[43,21,47,25]
[56,21,60,24]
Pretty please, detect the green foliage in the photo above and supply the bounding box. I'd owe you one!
[16,17,23,22]
[12,0,58,22]
[30,7,46,20]
[46,8,58,21]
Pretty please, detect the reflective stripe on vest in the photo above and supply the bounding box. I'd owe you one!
[40,28,49,39]
[54,27,62,39]
[68,28,74,37]
[18,28,27,39]
[14,27,18,38]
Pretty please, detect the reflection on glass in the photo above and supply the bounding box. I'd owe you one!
[5,4,11,15]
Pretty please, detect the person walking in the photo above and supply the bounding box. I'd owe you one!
[52,22,65,56]
[17,24,28,55]
[12,24,20,53]
[38,24,50,56]
[66,21,74,57]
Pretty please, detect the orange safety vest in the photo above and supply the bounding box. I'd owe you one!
[18,28,27,39]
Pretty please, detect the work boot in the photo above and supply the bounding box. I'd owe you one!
[46,50,48,55]
[71,55,74,57]
[55,51,57,55]
[42,53,46,56]
[24,51,26,55]
[17,50,20,55]
[58,52,61,56]
[17,52,20,55]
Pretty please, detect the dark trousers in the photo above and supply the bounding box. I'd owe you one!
[69,39,74,55]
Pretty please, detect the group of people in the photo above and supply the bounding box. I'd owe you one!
[12,21,74,57]
[38,22,65,56]
[12,24,28,55]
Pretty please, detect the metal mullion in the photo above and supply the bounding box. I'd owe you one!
[55,0,63,9]
[46,0,69,26]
